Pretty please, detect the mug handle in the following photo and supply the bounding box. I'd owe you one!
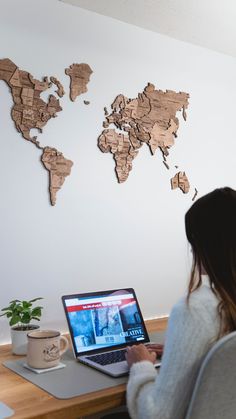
[59,335,69,356]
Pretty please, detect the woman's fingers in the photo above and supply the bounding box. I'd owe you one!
[146,344,164,357]
[125,344,157,368]
[150,351,157,363]
[146,344,163,350]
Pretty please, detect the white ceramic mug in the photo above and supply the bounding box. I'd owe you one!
[27,330,69,369]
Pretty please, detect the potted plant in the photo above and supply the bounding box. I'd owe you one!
[0,298,44,355]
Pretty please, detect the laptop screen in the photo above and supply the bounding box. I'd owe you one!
[62,288,150,356]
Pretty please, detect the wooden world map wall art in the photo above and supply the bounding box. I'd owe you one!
[1,58,196,204]
[0,58,93,205]
[98,83,198,200]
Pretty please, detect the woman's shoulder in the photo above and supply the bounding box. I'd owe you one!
[171,284,219,323]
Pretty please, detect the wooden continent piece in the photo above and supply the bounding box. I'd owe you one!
[98,129,139,183]
[171,171,190,194]
[0,58,63,148]
[41,147,73,206]
[50,76,65,98]
[65,63,93,102]
[0,58,77,206]
[98,83,189,183]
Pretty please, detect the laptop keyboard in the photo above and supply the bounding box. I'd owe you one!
[86,349,127,366]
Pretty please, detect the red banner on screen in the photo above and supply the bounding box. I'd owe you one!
[67,298,135,312]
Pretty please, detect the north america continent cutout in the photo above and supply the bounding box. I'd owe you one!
[0,58,63,148]
[0,58,94,205]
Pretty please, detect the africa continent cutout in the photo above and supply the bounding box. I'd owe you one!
[0,58,92,205]
[98,83,192,195]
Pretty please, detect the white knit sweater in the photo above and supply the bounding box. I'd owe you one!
[126,285,220,419]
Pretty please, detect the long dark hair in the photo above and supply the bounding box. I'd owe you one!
[185,187,236,336]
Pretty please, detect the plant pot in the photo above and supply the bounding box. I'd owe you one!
[11,325,40,355]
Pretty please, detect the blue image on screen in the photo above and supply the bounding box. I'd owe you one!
[68,310,95,348]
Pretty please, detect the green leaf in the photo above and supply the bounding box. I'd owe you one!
[29,297,43,303]
[22,308,30,314]
[1,306,12,311]
[10,315,21,326]
[31,317,40,322]
[31,308,42,317]
[22,301,31,309]
[21,313,31,324]
[9,302,18,311]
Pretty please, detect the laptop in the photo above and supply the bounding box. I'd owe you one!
[62,288,161,377]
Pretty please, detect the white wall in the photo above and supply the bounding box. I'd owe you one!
[0,0,235,344]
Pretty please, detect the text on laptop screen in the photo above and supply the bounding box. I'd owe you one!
[64,291,146,353]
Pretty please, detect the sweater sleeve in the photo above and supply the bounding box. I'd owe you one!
[126,291,219,419]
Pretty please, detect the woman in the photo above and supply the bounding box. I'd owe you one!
[126,187,236,419]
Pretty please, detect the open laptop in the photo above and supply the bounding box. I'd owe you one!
[62,288,161,377]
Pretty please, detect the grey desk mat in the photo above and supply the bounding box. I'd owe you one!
[3,331,164,400]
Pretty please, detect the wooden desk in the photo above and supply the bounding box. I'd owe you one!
[0,318,167,419]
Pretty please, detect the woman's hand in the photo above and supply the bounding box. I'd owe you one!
[125,344,156,368]
[145,343,164,359]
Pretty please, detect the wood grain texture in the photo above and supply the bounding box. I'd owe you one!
[0,317,168,419]
[0,58,73,206]
[0,58,62,148]
[98,83,189,184]
[65,63,93,102]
